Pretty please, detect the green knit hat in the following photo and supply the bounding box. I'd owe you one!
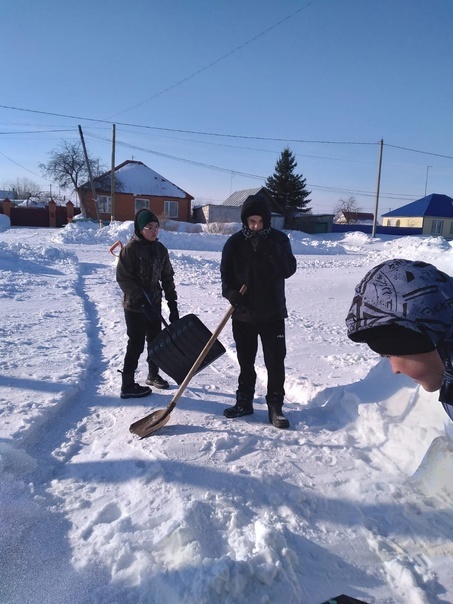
[136,209,159,232]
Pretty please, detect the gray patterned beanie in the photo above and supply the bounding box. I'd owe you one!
[346,259,453,351]
[346,258,453,415]
[351,323,434,356]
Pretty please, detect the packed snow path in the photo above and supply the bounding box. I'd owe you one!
[1,223,453,603]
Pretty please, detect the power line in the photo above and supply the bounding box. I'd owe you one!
[108,1,320,118]
[84,132,423,201]
[0,129,74,135]
[0,104,376,145]
[0,150,47,181]
[385,143,453,161]
[2,104,451,164]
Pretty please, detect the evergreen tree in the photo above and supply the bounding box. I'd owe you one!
[265,147,311,215]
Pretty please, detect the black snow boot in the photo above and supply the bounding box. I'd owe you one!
[224,390,254,418]
[266,394,289,429]
[120,371,152,399]
[146,373,169,389]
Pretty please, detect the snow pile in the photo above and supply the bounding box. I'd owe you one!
[1,222,453,603]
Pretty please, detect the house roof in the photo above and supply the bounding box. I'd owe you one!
[382,194,453,218]
[221,187,285,215]
[221,187,265,207]
[94,160,193,199]
[342,212,374,221]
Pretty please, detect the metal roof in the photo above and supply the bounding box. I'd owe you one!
[382,194,453,218]
[221,187,263,207]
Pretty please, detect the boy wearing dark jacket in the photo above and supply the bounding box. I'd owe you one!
[220,193,297,428]
[116,209,179,399]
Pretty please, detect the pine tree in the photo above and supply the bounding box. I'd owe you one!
[265,147,311,215]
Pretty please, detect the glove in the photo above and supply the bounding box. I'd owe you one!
[228,290,245,308]
[168,301,179,323]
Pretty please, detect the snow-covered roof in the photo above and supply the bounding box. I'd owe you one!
[382,194,453,218]
[97,160,192,199]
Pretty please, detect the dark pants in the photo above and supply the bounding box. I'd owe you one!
[232,319,286,399]
[122,309,161,376]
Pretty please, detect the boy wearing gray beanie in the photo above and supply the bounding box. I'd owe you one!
[346,258,453,420]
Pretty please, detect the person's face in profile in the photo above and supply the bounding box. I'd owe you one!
[384,350,445,392]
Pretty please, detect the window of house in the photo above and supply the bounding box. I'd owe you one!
[431,220,444,235]
[396,219,400,226]
[450,221,453,235]
[97,196,111,213]
[164,200,179,219]
[135,198,149,212]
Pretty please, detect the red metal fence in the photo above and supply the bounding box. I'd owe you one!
[0,199,81,227]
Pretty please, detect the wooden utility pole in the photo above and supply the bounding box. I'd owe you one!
[110,124,116,221]
[372,139,384,238]
[424,165,432,198]
[78,125,102,227]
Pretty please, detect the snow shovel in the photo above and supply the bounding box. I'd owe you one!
[129,285,246,438]
[141,288,226,385]
[319,595,368,604]
[109,240,123,257]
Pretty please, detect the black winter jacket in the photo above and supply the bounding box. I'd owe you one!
[220,228,296,323]
[116,226,177,313]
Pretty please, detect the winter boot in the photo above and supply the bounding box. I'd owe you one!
[120,371,152,399]
[146,373,169,389]
[266,394,289,429]
[224,390,254,418]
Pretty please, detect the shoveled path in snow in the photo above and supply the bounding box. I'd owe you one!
[1,228,453,603]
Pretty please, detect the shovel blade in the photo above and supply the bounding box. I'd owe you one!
[129,408,171,438]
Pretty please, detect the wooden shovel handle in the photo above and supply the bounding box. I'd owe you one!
[109,240,123,257]
[166,284,247,411]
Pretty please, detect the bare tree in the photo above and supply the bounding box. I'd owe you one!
[333,196,362,224]
[4,177,42,200]
[39,140,109,216]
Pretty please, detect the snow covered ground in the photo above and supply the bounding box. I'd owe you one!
[1,214,453,604]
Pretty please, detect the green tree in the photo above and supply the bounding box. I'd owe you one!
[265,147,311,215]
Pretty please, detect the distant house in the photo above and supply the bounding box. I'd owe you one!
[0,190,16,201]
[80,160,194,223]
[193,187,286,229]
[335,211,375,225]
[193,187,335,233]
[381,194,453,237]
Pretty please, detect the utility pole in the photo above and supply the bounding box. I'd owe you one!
[230,171,235,195]
[78,125,102,227]
[424,165,432,198]
[372,139,384,238]
[110,124,116,221]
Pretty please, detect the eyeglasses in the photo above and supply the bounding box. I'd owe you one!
[143,225,159,231]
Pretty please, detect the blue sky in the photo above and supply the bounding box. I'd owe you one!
[1,0,452,217]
